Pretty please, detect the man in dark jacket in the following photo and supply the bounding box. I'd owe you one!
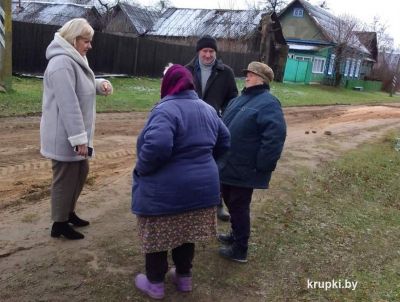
[217,61,287,263]
[186,35,238,221]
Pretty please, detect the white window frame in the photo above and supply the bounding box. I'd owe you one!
[293,8,304,17]
[294,55,312,61]
[328,54,335,75]
[354,59,361,78]
[344,58,351,76]
[312,57,326,74]
[349,59,356,78]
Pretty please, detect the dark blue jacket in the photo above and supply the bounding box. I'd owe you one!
[218,84,286,189]
[132,90,230,216]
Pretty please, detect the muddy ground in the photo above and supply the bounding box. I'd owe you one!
[1,104,400,301]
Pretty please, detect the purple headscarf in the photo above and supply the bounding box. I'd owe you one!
[161,64,195,98]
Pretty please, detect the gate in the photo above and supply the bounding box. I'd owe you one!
[283,58,311,84]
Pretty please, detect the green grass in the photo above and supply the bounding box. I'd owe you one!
[271,81,400,106]
[96,77,160,112]
[0,77,44,116]
[1,76,400,117]
[248,133,400,301]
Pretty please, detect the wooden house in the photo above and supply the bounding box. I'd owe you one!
[104,2,160,37]
[12,0,102,29]
[278,0,376,84]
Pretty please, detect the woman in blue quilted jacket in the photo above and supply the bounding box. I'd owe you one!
[132,64,230,300]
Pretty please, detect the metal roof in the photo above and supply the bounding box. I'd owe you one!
[12,1,99,26]
[118,2,160,35]
[148,8,265,39]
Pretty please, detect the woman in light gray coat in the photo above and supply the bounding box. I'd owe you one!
[40,18,113,240]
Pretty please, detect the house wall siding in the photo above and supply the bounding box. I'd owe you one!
[280,7,325,41]
[104,10,137,36]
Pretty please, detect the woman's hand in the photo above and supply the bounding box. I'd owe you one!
[75,144,89,157]
[101,81,112,96]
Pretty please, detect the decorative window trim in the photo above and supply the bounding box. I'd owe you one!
[344,58,351,76]
[294,55,312,61]
[349,59,356,77]
[312,57,326,74]
[328,54,335,75]
[354,59,361,78]
[293,8,304,17]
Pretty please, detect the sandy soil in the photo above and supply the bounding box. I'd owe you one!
[1,104,400,301]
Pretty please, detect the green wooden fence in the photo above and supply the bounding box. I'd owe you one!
[345,79,382,91]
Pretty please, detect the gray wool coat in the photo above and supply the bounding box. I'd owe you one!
[40,33,112,162]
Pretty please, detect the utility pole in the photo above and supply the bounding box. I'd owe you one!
[390,52,400,97]
[0,0,12,91]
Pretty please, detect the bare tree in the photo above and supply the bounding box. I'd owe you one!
[95,0,121,30]
[261,0,289,13]
[326,14,363,86]
[357,15,399,92]
[96,0,118,12]
[152,0,172,13]
[368,16,394,51]
[317,0,329,9]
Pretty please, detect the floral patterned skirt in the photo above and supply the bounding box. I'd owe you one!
[136,206,217,254]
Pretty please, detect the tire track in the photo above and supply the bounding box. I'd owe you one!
[0,149,136,176]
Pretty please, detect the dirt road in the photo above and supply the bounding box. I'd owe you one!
[1,104,400,301]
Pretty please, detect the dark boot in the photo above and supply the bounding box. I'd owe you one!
[51,222,84,240]
[68,212,89,227]
[217,231,234,245]
[219,244,247,263]
[217,204,230,222]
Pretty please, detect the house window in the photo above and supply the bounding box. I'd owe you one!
[354,59,361,78]
[349,59,356,78]
[312,57,326,74]
[293,8,304,17]
[295,55,312,61]
[344,59,351,76]
[328,54,335,75]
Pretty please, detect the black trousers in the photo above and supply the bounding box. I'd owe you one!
[145,242,194,283]
[221,184,254,251]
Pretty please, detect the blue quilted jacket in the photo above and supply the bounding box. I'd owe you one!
[132,90,230,216]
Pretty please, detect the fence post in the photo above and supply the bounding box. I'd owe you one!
[0,0,12,91]
[390,75,397,97]
[133,37,139,76]
[390,55,400,97]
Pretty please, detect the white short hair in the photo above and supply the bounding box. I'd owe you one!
[163,63,173,75]
[58,18,94,46]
